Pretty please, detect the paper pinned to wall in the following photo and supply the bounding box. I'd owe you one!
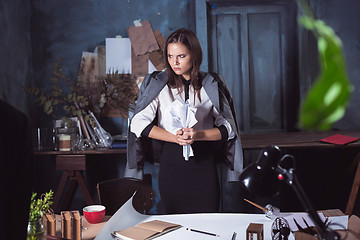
[78,51,99,83]
[149,30,166,71]
[105,38,131,74]
[148,58,157,73]
[131,48,148,77]
[127,20,159,56]
[153,29,166,51]
[131,51,160,78]
[94,46,106,77]
[149,50,165,71]
[78,51,104,111]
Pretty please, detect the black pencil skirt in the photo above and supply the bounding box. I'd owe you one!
[158,141,220,214]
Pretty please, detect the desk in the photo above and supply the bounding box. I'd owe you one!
[34,149,126,211]
[50,213,360,240]
[95,196,360,240]
[241,130,360,215]
[35,131,360,214]
[47,215,110,240]
[241,130,360,149]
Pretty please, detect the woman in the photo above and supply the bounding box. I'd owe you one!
[126,28,243,214]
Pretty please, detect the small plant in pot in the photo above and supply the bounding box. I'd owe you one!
[27,190,54,240]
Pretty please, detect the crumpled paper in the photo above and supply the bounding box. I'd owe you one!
[164,99,197,160]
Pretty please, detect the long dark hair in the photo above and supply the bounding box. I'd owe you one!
[164,28,203,100]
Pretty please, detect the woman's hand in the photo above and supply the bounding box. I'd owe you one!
[176,128,195,145]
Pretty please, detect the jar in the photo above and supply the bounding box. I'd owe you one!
[55,126,80,151]
[27,218,46,240]
[58,134,71,151]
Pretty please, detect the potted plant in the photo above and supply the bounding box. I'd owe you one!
[24,58,138,150]
[27,190,54,240]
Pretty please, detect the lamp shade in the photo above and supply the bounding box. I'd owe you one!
[239,145,282,197]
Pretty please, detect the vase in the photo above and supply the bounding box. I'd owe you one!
[27,218,46,240]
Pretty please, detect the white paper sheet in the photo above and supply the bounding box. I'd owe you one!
[281,212,347,231]
[164,99,197,160]
[148,59,157,73]
[94,194,149,240]
[106,38,132,74]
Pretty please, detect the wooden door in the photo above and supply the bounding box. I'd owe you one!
[208,1,298,133]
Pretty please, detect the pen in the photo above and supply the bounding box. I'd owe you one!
[231,231,237,240]
[244,198,268,212]
[186,227,220,237]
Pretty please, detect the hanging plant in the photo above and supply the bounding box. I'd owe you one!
[297,0,354,131]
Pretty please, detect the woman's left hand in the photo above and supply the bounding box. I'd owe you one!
[176,128,195,145]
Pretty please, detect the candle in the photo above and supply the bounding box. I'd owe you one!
[59,134,71,151]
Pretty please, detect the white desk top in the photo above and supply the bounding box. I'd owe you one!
[95,196,289,240]
[137,213,273,240]
[94,195,348,240]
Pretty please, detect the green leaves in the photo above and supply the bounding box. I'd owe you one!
[29,190,54,222]
[24,58,137,120]
[23,58,89,119]
[298,15,353,131]
[44,100,54,115]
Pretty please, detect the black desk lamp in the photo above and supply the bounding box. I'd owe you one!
[239,145,339,240]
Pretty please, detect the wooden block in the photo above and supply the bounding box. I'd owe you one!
[246,223,263,240]
[71,210,82,240]
[61,211,72,239]
[320,209,345,217]
[43,213,56,236]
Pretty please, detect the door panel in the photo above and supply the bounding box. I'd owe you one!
[211,14,244,129]
[209,2,297,133]
[248,13,283,130]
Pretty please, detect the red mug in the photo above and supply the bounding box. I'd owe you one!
[83,205,106,224]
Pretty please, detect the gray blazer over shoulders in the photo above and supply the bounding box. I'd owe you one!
[125,71,243,181]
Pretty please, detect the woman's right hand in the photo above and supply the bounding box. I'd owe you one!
[176,128,195,145]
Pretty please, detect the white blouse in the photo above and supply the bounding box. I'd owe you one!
[130,84,235,139]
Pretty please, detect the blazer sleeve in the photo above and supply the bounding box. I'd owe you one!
[125,73,154,178]
[212,73,244,181]
[125,71,164,179]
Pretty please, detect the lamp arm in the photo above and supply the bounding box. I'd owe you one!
[275,166,339,240]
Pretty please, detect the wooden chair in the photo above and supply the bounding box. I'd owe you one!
[96,174,154,215]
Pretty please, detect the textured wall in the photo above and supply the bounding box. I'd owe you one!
[30,0,195,126]
[0,0,32,115]
[314,0,360,130]
[30,0,194,84]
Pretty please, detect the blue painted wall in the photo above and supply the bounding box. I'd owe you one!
[0,0,33,114]
[30,0,195,125]
[310,0,360,130]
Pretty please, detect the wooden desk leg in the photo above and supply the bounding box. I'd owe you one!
[345,152,360,215]
[75,171,93,205]
[53,171,71,211]
[61,171,94,209]
[62,172,78,210]
[323,150,360,207]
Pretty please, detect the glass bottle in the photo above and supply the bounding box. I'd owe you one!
[27,218,46,240]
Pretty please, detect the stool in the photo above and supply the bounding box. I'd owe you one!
[53,155,93,211]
